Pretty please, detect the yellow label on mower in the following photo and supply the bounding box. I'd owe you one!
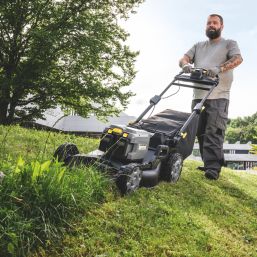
[181,132,187,139]
[112,128,123,134]
[123,132,129,138]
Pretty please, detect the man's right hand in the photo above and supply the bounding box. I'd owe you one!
[182,63,192,73]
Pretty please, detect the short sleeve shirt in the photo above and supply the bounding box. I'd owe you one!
[185,38,241,99]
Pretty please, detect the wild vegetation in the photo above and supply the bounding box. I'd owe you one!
[0,125,256,256]
[251,144,257,155]
[226,112,257,144]
[0,125,115,256]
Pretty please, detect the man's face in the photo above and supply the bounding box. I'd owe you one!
[205,16,223,39]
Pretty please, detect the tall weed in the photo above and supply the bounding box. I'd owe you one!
[0,157,111,256]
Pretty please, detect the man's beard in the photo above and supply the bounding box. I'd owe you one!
[206,28,221,39]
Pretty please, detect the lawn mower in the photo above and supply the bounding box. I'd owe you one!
[54,68,219,195]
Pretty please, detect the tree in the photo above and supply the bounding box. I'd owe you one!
[225,112,257,143]
[0,0,144,125]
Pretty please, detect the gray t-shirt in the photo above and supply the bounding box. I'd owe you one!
[185,38,241,99]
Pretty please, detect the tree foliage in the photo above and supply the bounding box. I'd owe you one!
[0,0,144,124]
[250,144,257,155]
[225,112,257,144]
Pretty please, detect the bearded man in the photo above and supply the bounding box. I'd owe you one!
[179,14,243,180]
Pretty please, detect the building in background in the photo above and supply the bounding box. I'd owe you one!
[33,107,136,137]
[32,108,257,170]
[192,142,257,170]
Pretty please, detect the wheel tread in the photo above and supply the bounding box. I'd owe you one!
[160,152,183,182]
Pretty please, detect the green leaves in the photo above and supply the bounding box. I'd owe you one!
[14,156,25,173]
[0,0,144,124]
[13,157,66,184]
[250,144,257,155]
[226,112,257,143]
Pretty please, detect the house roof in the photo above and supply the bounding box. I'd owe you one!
[194,143,253,151]
[224,154,257,162]
[53,114,136,132]
[190,154,257,162]
[36,108,136,132]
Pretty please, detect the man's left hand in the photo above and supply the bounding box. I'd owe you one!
[206,67,221,77]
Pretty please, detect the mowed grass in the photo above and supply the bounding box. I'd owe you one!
[45,163,257,257]
[0,125,256,257]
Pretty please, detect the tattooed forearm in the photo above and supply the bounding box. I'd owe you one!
[220,54,243,72]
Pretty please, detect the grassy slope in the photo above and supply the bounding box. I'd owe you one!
[0,125,256,257]
[0,125,109,256]
[0,125,99,163]
[55,161,257,257]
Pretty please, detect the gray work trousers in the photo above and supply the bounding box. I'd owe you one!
[192,98,229,172]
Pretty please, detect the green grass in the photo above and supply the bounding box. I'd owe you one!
[0,125,257,257]
[0,124,99,163]
[0,125,114,256]
[45,164,257,257]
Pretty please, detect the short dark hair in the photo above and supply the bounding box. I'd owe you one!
[209,14,223,25]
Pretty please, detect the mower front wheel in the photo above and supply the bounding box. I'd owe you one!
[53,143,79,164]
[161,153,183,183]
[116,164,142,195]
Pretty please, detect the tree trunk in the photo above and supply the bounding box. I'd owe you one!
[0,64,15,125]
[0,99,9,125]
[7,99,17,124]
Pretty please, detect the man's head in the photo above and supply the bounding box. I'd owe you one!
[206,14,224,40]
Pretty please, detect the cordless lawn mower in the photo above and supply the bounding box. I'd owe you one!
[54,68,219,195]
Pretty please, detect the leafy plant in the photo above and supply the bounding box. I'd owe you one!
[0,157,111,256]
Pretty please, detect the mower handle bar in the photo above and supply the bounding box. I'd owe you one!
[132,68,219,124]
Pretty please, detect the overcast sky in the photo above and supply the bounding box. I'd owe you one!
[122,0,257,119]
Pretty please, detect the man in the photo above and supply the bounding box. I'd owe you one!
[179,14,243,180]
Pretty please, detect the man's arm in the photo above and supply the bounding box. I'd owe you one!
[206,54,243,77]
[220,54,243,72]
[179,54,192,68]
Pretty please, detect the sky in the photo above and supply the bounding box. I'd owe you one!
[121,0,257,119]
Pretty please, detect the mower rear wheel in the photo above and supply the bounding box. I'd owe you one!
[116,164,142,195]
[53,143,79,164]
[161,153,183,182]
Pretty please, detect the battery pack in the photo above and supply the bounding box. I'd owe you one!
[99,125,152,162]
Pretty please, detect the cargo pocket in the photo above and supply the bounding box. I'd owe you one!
[206,102,228,135]
[213,100,229,131]
[216,111,228,131]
